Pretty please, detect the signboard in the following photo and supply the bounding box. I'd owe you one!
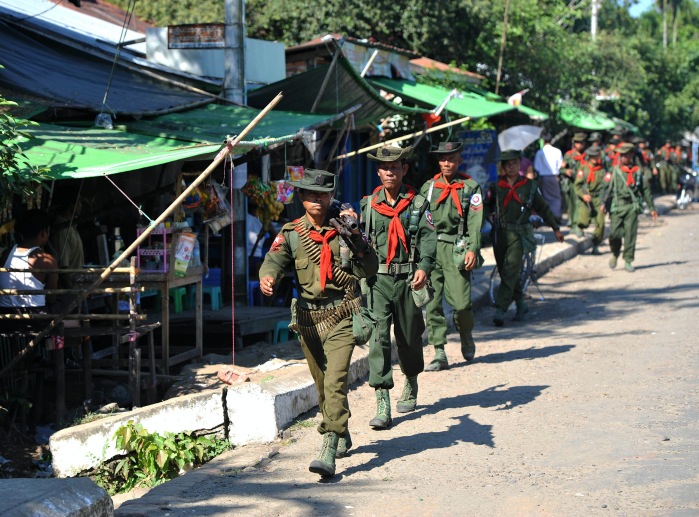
[455,129,498,189]
[168,24,225,49]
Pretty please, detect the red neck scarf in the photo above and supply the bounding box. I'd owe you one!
[497,178,528,208]
[307,228,338,291]
[573,152,586,163]
[620,165,638,186]
[432,173,470,216]
[371,185,416,265]
[587,165,603,184]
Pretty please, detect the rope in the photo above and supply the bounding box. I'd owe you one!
[99,0,137,120]
[102,173,155,227]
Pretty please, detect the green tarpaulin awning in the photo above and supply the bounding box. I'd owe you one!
[515,104,549,121]
[371,78,515,120]
[124,103,335,145]
[16,105,339,180]
[247,57,427,127]
[559,104,616,131]
[17,125,221,180]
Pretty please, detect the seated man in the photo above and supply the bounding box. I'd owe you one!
[0,209,58,331]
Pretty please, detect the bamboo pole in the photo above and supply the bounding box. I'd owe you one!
[332,115,471,161]
[0,93,284,378]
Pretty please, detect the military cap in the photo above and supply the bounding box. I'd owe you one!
[588,132,602,142]
[610,135,621,143]
[631,135,644,144]
[611,127,625,136]
[617,142,636,154]
[429,141,464,154]
[497,149,522,162]
[289,168,336,192]
[572,132,588,142]
[367,145,413,162]
[586,145,602,157]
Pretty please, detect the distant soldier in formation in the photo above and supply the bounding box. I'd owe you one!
[259,169,378,478]
[656,139,676,194]
[419,141,484,371]
[562,132,587,235]
[602,143,658,273]
[573,145,609,255]
[360,145,436,429]
[486,150,564,327]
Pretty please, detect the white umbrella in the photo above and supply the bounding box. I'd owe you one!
[498,125,543,151]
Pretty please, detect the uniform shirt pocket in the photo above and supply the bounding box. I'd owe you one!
[294,257,314,286]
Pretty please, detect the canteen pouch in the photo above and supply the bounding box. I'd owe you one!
[352,306,376,345]
[453,236,484,270]
[288,298,299,333]
[452,235,468,270]
[411,280,435,308]
[521,226,537,255]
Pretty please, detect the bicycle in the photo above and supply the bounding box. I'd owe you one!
[488,231,547,306]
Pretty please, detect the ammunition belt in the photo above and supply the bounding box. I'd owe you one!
[289,295,362,341]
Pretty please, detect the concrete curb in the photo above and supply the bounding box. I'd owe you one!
[51,197,676,480]
[0,478,112,516]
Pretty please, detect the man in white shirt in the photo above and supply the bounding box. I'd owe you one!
[533,133,563,222]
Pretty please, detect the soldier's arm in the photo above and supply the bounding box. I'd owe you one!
[466,185,484,253]
[416,204,437,275]
[259,228,293,283]
[641,175,656,213]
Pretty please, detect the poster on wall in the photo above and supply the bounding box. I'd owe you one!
[455,129,498,189]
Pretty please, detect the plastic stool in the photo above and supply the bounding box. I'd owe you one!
[202,285,222,311]
[273,320,291,344]
[169,287,188,314]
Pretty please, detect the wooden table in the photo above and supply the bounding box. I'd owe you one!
[73,267,203,374]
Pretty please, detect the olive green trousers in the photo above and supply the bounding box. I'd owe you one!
[367,273,425,389]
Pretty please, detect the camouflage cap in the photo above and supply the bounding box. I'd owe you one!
[367,145,413,162]
[588,132,602,142]
[611,127,625,136]
[586,145,602,157]
[429,141,464,154]
[572,132,588,142]
[497,149,522,162]
[618,142,636,154]
[288,168,336,192]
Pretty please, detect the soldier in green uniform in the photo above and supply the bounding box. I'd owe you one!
[418,141,484,371]
[574,145,609,255]
[360,145,436,429]
[602,143,658,273]
[486,150,564,327]
[562,132,588,235]
[657,140,675,194]
[259,169,378,478]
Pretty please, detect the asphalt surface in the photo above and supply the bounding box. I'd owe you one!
[115,201,699,517]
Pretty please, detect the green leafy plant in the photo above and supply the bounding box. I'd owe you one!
[95,420,232,495]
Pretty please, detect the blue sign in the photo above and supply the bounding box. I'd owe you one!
[455,129,498,188]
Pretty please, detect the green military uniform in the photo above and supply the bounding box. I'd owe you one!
[419,156,483,369]
[562,133,588,231]
[657,143,675,194]
[573,146,609,249]
[259,169,378,477]
[603,147,656,270]
[487,151,561,324]
[360,185,435,399]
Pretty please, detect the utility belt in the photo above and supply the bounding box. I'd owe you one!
[613,197,635,206]
[498,221,532,234]
[376,262,415,277]
[290,294,362,340]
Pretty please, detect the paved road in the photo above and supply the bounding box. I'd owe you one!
[116,208,699,517]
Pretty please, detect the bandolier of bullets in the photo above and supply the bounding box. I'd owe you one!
[290,221,362,340]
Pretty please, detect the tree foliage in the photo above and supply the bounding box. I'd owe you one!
[109,0,699,143]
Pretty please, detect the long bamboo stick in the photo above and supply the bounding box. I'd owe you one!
[0,93,283,378]
[332,115,471,160]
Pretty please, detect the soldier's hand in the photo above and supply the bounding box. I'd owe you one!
[339,208,360,234]
[582,194,592,203]
[651,210,658,221]
[554,230,565,243]
[600,205,606,214]
[463,251,477,271]
[260,275,276,297]
[412,270,427,290]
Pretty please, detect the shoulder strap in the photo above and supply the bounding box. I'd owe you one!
[426,180,435,205]
[458,182,473,236]
[365,194,376,253]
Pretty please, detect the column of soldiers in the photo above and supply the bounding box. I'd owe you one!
[258,131,667,478]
